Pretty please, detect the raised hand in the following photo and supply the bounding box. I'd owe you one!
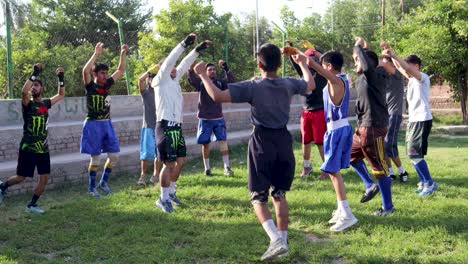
[195,40,213,53]
[281,46,298,56]
[285,40,294,47]
[291,53,307,65]
[380,40,390,50]
[30,63,44,81]
[354,37,365,47]
[121,44,129,55]
[182,33,197,47]
[193,61,207,75]
[95,42,104,56]
[56,67,65,86]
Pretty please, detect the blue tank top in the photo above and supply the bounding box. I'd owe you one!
[323,73,350,123]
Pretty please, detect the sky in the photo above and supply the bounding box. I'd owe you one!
[151,0,331,27]
[0,0,331,37]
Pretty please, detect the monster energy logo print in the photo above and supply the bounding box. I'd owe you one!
[165,130,183,149]
[31,115,46,136]
[91,95,105,110]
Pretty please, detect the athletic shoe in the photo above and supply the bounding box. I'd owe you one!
[301,167,312,178]
[25,205,45,214]
[360,183,380,203]
[399,171,409,183]
[155,198,174,213]
[319,172,328,180]
[204,169,212,176]
[224,167,234,176]
[89,188,101,198]
[414,182,424,193]
[330,214,358,232]
[98,181,113,194]
[372,207,395,216]
[150,175,159,184]
[419,181,439,196]
[389,174,396,180]
[169,192,182,206]
[260,237,289,261]
[328,209,341,224]
[137,176,146,186]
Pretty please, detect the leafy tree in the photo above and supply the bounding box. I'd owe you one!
[386,0,468,123]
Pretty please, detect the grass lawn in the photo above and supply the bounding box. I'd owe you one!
[0,134,467,263]
[432,113,464,126]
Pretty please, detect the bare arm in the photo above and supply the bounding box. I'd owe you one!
[380,40,421,80]
[307,57,345,105]
[83,42,103,85]
[194,61,232,103]
[111,44,129,81]
[292,53,315,94]
[138,72,149,93]
[50,67,65,106]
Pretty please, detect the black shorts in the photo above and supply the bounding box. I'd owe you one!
[248,126,295,194]
[16,150,51,177]
[406,120,432,159]
[156,120,186,162]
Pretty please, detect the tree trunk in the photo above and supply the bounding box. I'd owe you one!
[460,69,468,125]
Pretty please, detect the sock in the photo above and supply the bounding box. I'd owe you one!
[203,159,210,170]
[303,160,311,168]
[377,176,393,210]
[388,167,395,176]
[398,166,405,174]
[278,230,288,242]
[88,166,98,192]
[100,167,112,184]
[160,187,170,201]
[351,160,374,189]
[0,181,9,192]
[261,219,281,242]
[222,155,230,169]
[28,194,40,207]
[414,160,433,185]
[413,163,425,183]
[169,182,176,194]
[338,200,352,218]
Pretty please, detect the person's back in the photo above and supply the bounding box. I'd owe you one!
[230,77,307,128]
[407,71,432,122]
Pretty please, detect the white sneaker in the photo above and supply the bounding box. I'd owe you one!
[328,209,341,224]
[260,237,289,261]
[414,182,424,193]
[419,181,439,196]
[150,175,159,184]
[25,205,45,214]
[330,214,358,232]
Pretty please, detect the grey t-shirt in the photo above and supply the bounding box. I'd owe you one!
[141,86,156,129]
[228,77,307,129]
[386,70,404,116]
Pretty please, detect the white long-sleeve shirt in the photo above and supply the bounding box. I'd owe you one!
[152,43,199,123]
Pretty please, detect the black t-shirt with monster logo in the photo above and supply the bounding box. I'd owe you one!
[85,78,114,120]
[20,99,52,153]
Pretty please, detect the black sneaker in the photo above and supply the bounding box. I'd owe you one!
[204,169,212,176]
[389,174,396,180]
[360,183,380,203]
[399,171,409,183]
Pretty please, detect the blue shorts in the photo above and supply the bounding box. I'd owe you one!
[140,127,157,160]
[385,115,402,158]
[80,120,120,155]
[321,125,353,174]
[196,118,227,144]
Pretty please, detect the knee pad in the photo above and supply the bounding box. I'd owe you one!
[411,158,423,165]
[90,155,101,166]
[271,188,286,201]
[250,191,269,205]
[107,153,119,167]
[219,141,228,152]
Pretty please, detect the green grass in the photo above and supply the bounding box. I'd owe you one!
[1,135,467,263]
[432,113,464,126]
